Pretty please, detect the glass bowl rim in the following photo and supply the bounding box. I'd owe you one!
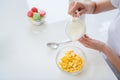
[55,45,87,75]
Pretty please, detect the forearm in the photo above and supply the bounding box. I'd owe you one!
[102,45,120,73]
[90,0,116,14]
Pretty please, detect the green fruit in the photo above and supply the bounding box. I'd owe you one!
[33,13,41,21]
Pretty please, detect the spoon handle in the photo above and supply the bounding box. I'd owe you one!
[58,41,72,45]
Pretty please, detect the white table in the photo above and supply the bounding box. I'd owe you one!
[0,0,118,80]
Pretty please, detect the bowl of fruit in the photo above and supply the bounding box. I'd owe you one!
[27,7,46,26]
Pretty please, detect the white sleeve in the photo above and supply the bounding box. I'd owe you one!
[111,0,120,9]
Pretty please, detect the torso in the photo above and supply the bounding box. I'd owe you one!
[108,12,120,56]
[107,0,120,56]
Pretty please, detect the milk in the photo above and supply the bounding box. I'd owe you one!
[66,17,86,41]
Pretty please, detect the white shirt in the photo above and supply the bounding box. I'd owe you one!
[107,0,120,56]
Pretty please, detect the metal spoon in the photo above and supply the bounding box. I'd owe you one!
[47,41,71,49]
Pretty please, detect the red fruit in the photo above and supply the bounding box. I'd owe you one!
[39,10,46,17]
[31,7,38,12]
[27,11,33,17]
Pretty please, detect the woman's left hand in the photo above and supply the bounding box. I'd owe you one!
[78,34,105,52]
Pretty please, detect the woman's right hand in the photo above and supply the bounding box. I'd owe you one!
[68,1,96,17]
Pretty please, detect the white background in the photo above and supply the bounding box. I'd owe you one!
[0,0,118,80]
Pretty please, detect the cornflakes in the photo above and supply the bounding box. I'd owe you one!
[58,50,84,72]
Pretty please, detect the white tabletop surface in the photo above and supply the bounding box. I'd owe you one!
[0,0,118,80]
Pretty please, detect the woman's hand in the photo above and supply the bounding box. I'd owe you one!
[78,35,105,52]
[79,35,120,72]
[68,1,96,17]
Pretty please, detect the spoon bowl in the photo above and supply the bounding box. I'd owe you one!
[47,42,59,49]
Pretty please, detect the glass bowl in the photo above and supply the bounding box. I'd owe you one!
[29,17,45,26]
[56,46,87,75]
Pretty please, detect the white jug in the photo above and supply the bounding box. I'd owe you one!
[66,15,86,41]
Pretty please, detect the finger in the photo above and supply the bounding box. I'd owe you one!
[82,35,88,40]
[81,39,93,47]
[82,43,90,48]
[80,37,93,47]
[84,34,88,38]
[79,37,90,44]
[77,9,86,16]
[79,35,84,41]
[79,40,90,48]
[69,1,83,15]
[68,1,75,14]
[75,10,81,17]
[84,34,91,39]
[78,35,87,42]
[69,1,75,10]
[83,34,93,41]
